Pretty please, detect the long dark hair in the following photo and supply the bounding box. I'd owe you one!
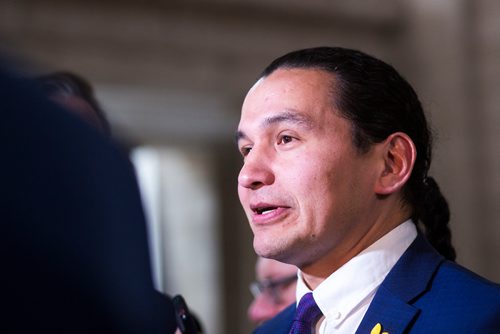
[261,46,456,261]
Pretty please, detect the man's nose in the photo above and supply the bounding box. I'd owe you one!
[238,149,275,190]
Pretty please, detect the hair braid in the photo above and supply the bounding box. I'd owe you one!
[417,176,456,261]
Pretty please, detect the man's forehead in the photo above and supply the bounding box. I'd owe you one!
[241,69,336,117]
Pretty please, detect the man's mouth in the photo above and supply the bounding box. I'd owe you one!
[249,203,291,224]
[254,206,278,215]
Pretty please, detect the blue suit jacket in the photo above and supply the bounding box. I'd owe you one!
[254,234,500,333]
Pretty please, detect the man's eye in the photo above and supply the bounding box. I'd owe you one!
[278,135,294,144]
[240,147,252,157]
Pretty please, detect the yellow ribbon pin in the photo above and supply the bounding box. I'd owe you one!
[370,323,389,334]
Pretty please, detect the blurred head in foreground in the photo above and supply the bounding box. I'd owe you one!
[37,71,111,135]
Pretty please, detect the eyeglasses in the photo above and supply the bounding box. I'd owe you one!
[249,274,297,305]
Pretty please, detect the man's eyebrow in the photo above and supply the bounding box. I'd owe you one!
[262,110,313,129]
[235,110,313,145]
[235,130,247,144]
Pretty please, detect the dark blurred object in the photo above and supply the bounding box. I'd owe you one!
[0,60,176,333]
[36,71,111,135]
[172,295,202,334]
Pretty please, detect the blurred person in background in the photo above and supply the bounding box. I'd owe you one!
[248,257,297,326]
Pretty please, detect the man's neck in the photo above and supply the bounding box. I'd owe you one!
[300,209,412,290]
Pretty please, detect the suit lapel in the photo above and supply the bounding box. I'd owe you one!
[356,234,444,334]
[355,285,419,334]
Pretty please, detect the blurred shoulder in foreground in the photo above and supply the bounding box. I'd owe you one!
[0,61,176,333]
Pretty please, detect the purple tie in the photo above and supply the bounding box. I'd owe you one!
[289,292,323,334]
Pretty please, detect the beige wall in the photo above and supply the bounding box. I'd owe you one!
[2,1,499,333]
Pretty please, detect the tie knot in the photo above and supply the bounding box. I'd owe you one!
[289,292,323,333]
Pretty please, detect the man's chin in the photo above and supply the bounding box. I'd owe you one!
[254,239,280,259]
[254,238,290,263]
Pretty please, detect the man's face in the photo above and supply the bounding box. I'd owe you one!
[237,68,381,272]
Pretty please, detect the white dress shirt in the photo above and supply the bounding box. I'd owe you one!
[295,220,417,333]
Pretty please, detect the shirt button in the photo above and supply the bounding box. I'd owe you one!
[331,311,341,320]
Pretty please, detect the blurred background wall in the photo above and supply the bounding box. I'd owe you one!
[1,0,499,333]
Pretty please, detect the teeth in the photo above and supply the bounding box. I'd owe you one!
[260,208,276,215]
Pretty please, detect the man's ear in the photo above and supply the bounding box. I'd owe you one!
[374,132,416,195]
